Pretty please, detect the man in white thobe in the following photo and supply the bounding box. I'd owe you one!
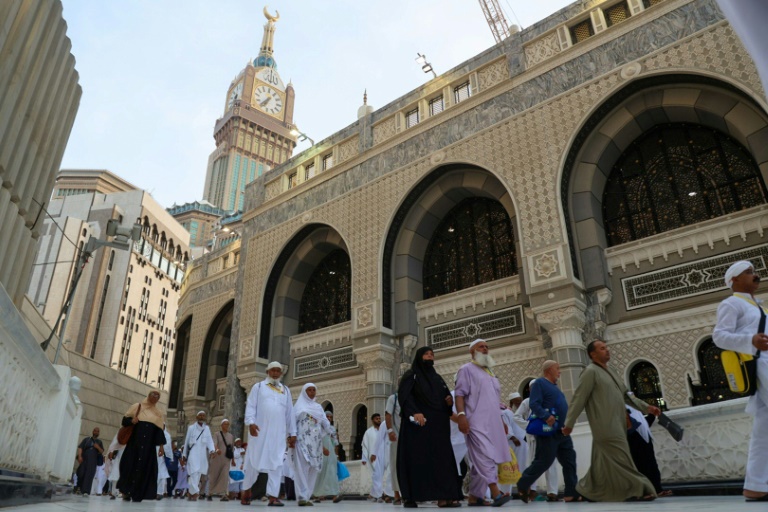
[181,411,216,501]
[514,384,559,500]
[242,361,296,507]
[361,413,390,501]
[384,393,402,503]
[713,260,768,501]
[500,393,528,496]
[372,416,393,501]
[105,433,124,499]
[156,426,173,499]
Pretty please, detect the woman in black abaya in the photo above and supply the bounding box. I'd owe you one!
[117,390,167,502]
[397,346,462,508]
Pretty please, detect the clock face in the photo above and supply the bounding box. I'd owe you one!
[253,85,284,116]
[227,82,243,110]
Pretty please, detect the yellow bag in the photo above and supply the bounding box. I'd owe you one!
[497,447,521,485]
[721,350,759,395]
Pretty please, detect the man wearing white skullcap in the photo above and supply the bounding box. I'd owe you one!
[454,339,512,506]
[241,362,296,506]
[714,260,768,501]
[207,419,234,501]
[500,390,529,496]
[181,411,216,500]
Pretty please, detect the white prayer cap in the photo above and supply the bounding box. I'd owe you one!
[508,392,521,400]
[725,260,753,288]
[234,438,241,442]
[266,361,283,371]
[221,418,230,425]
[196,410,206,416]
[325,411,333,417]
[469,339,486,350]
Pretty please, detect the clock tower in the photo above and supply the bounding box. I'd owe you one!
[203,7,297,212]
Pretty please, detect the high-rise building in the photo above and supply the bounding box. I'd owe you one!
[52,169,137,197]
[167,200,230,249]
[202,8,298,211]
[28,171,190,390]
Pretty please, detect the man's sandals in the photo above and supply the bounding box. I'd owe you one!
[468,493,511,507]
[268,497,285,507]
[240,490,251,506]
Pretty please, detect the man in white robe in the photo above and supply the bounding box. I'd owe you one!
[372,417,393,501]
[242,361,296,507]
[361,413,389,501]
[384,393,402,504]
[713,260,768,501]
[105,434,124,499]
[156,426,173,499]
[181,411,216,501]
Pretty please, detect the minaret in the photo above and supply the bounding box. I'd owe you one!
[357,89,374,119]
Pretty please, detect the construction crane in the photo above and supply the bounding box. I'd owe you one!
[478,0,511,44]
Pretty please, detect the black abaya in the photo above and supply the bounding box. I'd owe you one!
[396,347,462,502]
[117,418,166,502]
[627,414,663,493]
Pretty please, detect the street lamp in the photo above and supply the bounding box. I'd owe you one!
[41,219,142,364]
[290,127,315,145]
[416,53,437,78]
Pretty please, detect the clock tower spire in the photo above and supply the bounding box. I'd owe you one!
[202,5,297,212]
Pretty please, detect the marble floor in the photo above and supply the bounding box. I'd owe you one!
[2,495,763,512]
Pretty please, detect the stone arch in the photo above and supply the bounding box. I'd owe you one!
[561,73,768,290]
[258,224,351,362]
[169,315,192,409]
[626,358,666,409]
[351,403,367,461]
[381,163,520,336]
[198,300,235,400]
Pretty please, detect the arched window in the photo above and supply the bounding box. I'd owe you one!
[352,405,367,461]
[690,338,742,406]
[298,249,351,333]
[629,361,666,410]
[423,197,517,299]
[604,123,766,246]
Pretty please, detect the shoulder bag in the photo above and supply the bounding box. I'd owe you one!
[117,404,141,444]
[721,299,763,395]
[221,431,234,459]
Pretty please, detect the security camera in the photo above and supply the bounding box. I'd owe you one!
[106,219,142,241]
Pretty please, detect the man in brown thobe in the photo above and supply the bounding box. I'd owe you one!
[563,340,660,502]
[207,419,235,501]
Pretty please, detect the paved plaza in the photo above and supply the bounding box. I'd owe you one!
[4,496,763,512]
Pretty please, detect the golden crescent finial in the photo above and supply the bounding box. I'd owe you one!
[263,6,279,22]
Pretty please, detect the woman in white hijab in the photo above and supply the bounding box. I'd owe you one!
[292,383,336,506]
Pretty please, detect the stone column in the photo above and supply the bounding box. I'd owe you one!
[534,300,588,402]
[355,344,397,418]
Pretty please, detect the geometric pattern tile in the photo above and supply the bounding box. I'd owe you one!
[426,306,525,351]
[293,346,358,379]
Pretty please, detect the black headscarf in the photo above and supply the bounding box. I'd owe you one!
[402,346,450,411]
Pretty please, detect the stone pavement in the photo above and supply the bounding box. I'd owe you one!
[2,495,763,512]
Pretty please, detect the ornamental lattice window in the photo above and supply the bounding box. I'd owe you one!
[298,249,351,333]
[423,197,517,299]
[628,360,666,410]
[690,338,742,406]
[603,124,767,246]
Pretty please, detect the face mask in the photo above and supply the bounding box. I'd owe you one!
[422,359,435,367]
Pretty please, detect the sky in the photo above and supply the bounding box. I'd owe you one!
[59,0,574,210]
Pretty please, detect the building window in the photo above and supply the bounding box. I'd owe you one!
[603,124,767,246]
[604,1,630,27]
[642,0,663,7]
[629,361,666,410]
[305,163,315,181]
[453,81,471,104]
[108,250,115,271]
[89,276,110,359]
[288,172,298,189]
[690,338,743,405]
[405,107,419,129]
[429,95,444,116]
[352,405,368,461]
[298,249,351,333]
[323,154,334,171]
[570,19,594,44]
[423,197,517,299]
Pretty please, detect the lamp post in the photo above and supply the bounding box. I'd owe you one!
[290,127,315,145]
[416,53,437,78]
[41,219,142,364]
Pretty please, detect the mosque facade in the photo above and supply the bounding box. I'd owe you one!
[171,0,768,483]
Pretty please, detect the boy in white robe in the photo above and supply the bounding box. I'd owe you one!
[156,427,173,499]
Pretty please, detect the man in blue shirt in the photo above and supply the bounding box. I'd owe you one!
[515,360,579,503]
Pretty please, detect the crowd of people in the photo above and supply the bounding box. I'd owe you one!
[71,260,768,505]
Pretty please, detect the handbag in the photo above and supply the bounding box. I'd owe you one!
[336,461,350,481]
[221,431,234,459]
[229,470,245,482]
[526,408,558,436]
[117,404,141,444]
[720,299,763,396]
[657,413,684,442]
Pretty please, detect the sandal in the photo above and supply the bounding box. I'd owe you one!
[658,490,673,498]
[563,495,585,502]
[467,499,492,506]
[491,493,511,507]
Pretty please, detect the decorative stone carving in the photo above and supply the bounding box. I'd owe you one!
[477,58,508,91]
[524,32,561,68]
[416,276,521,322]
[619,61,643,79]
[534,303,587,335]
[372,116,397,145]
[356,303,374,329]
[290,322,351,353]
[293,346,358,379]
[264,179,282,202]
[337,135,359,164]
[301,212,312,223]
[184,378,196,398]
[429,150,446,165]
[424,305,525,351]
[527,247,566,285]
[239,336,254,359]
